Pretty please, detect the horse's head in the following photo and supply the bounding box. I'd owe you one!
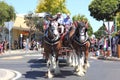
[75,21,88,43]
[46,21,60,41]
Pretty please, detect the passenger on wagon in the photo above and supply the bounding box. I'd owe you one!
[63,13,73,32]
[43,13,53,37]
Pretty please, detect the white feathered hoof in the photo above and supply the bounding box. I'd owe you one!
[83,64,87,73]
[46,71,54,78]
[83,67,87,73]
[87,62,90,68]
[76,70,85,77]
[74,66,79,72]
[71,63,76,67]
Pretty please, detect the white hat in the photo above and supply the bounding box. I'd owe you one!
[66,13,70,16]
[57,12,61,14]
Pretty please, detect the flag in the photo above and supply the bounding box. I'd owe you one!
[104,21,114,34]
[111,25,115,33]
[104,22,109,33]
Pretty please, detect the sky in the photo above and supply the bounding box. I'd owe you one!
[5,0,103,32]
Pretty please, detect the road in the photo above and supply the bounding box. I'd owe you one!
[0,53,120,80]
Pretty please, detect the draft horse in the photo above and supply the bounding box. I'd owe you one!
[43,21,62,78]
[62,21,90,76]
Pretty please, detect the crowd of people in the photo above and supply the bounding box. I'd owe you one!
[0,40,9,54]
[90,30,120,57]
[22,39,41,51]
[0,39,42,54]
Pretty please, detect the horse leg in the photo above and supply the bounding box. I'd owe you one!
[71,50,78,67]
[47,54,54,78]
[83,46,90,73]
[66,51,70,65]
[75,53,85,76]
[66,51,73,66]
[54,55,61,75]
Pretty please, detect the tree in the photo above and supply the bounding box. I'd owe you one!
[72,14,93,36]
[24,12,44,40]
[94,25,107,38]
[35,0,70,15]
[0,1,16,41]
[0,1,16,26]
[116,12,120,31]
[24,12,36,40]
[89,0,119,21]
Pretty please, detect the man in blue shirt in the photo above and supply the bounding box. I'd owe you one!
[63,14,73,32]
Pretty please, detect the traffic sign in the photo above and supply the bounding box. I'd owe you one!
[4,21,14,31]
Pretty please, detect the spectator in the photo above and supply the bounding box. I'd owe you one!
[117,30,120,58]
[103,36,108,57]
[90,37,96,56]
[99,36,104,55]
[14,40,18,49]
[0,42,3,54]
[111,35,118,57]
[23,39,27,50]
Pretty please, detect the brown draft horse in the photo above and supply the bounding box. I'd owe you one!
[43,21,62,78]
[62,21,90,76]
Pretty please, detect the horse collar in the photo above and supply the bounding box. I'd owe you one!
[73,36,89,46]
[44,37,60,45]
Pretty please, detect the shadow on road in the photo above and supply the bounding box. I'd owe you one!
[23,69,75,79]
[27,58,68,68]
[23,58,75,79]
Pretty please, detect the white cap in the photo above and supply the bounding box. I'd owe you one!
[57,12,61,14]
[66,13,70,16]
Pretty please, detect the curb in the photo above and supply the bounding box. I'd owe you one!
[98,56,120,61]
[0,50,42,58]
[12,70,22,80]
[0,69,22,80]
[90,55,120,61]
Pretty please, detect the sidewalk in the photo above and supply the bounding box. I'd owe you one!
[0,49,43,57]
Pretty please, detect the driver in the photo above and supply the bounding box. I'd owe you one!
[53,12,64,35]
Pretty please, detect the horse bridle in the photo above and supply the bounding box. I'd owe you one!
[44,23,60,45]
[73,25,88,45]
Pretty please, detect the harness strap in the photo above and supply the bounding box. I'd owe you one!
[73,38,90,46]
[44,37,60,45]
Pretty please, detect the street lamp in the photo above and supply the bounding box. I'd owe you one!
[104,21,114,56]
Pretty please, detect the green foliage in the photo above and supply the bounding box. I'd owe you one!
[89,0,119,21]
[34,17,44,32]
[116,12,120,31]
[94,25,107,38]
[35,0,70,15]
[0,1,16,26]
[24,12,44,34]
[72,14,87,22]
